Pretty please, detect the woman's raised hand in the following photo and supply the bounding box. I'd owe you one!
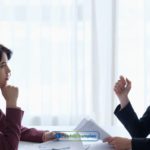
[114,76,131,109]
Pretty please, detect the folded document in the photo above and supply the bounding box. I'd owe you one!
[74,118,110,140]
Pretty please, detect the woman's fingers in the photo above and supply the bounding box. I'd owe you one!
[114,82,124,94]
[103,137,113,143]
[120,75,126,84]
[114,76,127,93]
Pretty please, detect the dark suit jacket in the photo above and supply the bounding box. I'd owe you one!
[0,108,45,150]
[115,102,150,150]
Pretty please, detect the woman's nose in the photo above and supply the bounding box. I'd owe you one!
[6,65,11,74]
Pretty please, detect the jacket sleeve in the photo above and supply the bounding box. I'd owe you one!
[131,138,150,150]
[114,102,150,137]
[0,108,23,150]
[20,126,46,142]
[114,102,150,150]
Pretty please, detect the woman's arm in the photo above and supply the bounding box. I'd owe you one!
[0,108,23,150]
[115,102,150,138]
[20,126,46,142]
[114,76,150,137]
[0,85,23,149]
[20,127,62,142]
[104,136,150,150]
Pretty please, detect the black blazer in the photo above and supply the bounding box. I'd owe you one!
[115,102,150,150]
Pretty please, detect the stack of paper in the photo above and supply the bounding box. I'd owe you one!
[88,141,114,150]
[74,118,110,140]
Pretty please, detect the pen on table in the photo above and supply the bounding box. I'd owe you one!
[52,147,70,150]
[39,147,70,150]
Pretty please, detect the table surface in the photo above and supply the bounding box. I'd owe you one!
[18,125,130,149]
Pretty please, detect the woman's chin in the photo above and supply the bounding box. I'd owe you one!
[0,82,7,88]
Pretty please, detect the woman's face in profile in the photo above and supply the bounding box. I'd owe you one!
[0,52,11,88]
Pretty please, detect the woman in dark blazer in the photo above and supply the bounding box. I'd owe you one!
[104,76,150,150]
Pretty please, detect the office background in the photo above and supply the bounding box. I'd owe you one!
[0,0,149,126]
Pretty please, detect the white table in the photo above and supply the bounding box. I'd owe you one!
[18,125,130,150]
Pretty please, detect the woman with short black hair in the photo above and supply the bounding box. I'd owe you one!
[0,44,59,150]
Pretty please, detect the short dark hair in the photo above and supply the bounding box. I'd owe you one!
[0,44,12,61]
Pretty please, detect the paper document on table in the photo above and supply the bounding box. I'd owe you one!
[74,119,110,140]
[88,141,114,150]
[38,140,84,150]
[19,141,40,150]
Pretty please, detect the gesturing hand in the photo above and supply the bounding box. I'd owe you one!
[114,76,131,109]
